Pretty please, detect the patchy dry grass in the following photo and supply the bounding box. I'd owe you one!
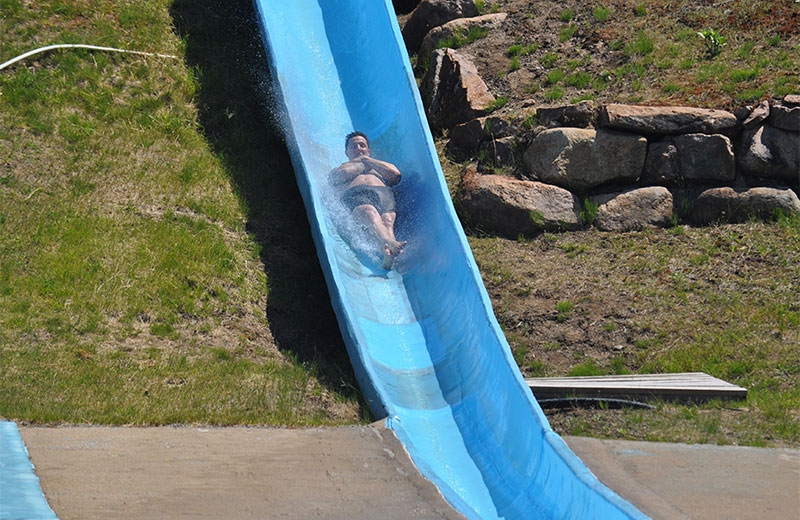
[440,0,800,109]
[466,215,800,447]
[1,0,363,426]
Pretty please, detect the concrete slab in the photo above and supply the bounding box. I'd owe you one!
[19,425,800,519]
[20,424,464,520]
[565,436,800,520]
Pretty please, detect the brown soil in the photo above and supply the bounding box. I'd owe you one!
[407,0,799,112]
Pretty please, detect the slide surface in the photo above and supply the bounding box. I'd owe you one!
[0,421,59,520]
[251,2,648,518]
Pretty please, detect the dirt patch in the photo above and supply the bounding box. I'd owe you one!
[411,0,799,113]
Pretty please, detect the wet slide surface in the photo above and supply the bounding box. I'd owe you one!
[251,1,647,518]
[0,421,58,520]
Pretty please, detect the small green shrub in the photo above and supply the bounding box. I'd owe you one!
[698,29,726,57]
[436,26,489,50]
[559,23,578,42]
[545,86,564,100]
[634,3,646,16]
[565,71,592,88]
[570,358,602,376]
[560,9,575,22]
[509,56,520,71]
[593,6,610,22]
[486,96,509,112]
[627,31,654,56]
[540,53,559,68]
[581,198,598,225]
[556,301,574,321]
[546,69,564,85]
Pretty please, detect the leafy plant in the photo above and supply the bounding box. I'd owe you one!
[698,28,726,57]
[559,9,575,23]
[546,69,564,85]
[559,23,578,42]
[539,52,559,68]
[437,26,489,50]
[509,56,520,71]
[593,6,610,22]
[545,86,564,100]
[556,301,574,322]
[634,3,647,16]
[581,198,598,225]
[486,96,509,112]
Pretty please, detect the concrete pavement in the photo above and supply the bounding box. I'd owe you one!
[17,425,800,519]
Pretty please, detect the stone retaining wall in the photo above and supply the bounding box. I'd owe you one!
[455,98,799,234]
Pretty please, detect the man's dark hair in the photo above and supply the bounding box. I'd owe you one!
[345,131,368,149]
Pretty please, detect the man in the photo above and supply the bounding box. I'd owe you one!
[329,131,406,269]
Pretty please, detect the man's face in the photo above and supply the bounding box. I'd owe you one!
[345,136,370,160]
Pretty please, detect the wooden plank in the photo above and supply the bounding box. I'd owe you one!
[525,372,747,403]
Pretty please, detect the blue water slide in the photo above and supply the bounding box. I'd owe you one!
[251,2,647,518]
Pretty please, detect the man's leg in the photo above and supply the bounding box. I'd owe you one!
[352,205,405,267]
[352,204,397,247]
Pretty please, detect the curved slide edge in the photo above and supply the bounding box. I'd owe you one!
[251,1,648,519]
[0,421,59,520]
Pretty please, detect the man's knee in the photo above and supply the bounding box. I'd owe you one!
[353,204,381,221]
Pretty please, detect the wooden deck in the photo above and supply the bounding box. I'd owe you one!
[525,372,747,403]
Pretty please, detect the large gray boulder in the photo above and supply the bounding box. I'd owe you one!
[769,104,800,132]
[448,115,515,152]
[402,0,479,53]
[421,48,495,131]
[590,187,673,231]
[738,124,800,182]
[600,104,737,135]
[691,186,800,224]
[674,133,735,182]
[479,136,516,168]
[523,127,647,190]
[536,101,598,128]
[417,13,507,73]
[735,100,770,130]
[458,172,582,235]
[641,140,681,186]
[643,134,736,185]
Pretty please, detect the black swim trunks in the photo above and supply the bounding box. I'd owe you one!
[341,184,396,214]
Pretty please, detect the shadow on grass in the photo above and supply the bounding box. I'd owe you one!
[169,0,363,413]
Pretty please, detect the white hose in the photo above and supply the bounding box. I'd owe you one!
[0,44,179,71]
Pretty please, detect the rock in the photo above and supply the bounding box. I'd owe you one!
[737,100,770,130]
[458,172,582,235]
[417,13,507,72]
[691,186,800,224]
[421,48,495,131]
[402,0,479,54]
[783,95,800,106]
[449,118,486,152]
[479,136,516,168]
[523,127,647,190]
[393,0,421,15]
[642,140,681,186]
[674,133,735,182]
[768,104,800,132]
[536,101,598,128]
[590,187,673,231]
[599,104,738,135]
[448,115,514,152]
[738,124,800,183]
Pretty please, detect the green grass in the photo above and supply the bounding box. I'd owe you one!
[0,0,363,426]
[437,25,490,50]
[461,216,800,447]
[593,6,610,23]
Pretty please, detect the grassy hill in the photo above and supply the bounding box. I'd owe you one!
[1,0,797,447]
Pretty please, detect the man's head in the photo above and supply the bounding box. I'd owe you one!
[345,131,370,160]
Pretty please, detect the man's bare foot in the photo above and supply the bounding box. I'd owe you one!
[381,241,407,270]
